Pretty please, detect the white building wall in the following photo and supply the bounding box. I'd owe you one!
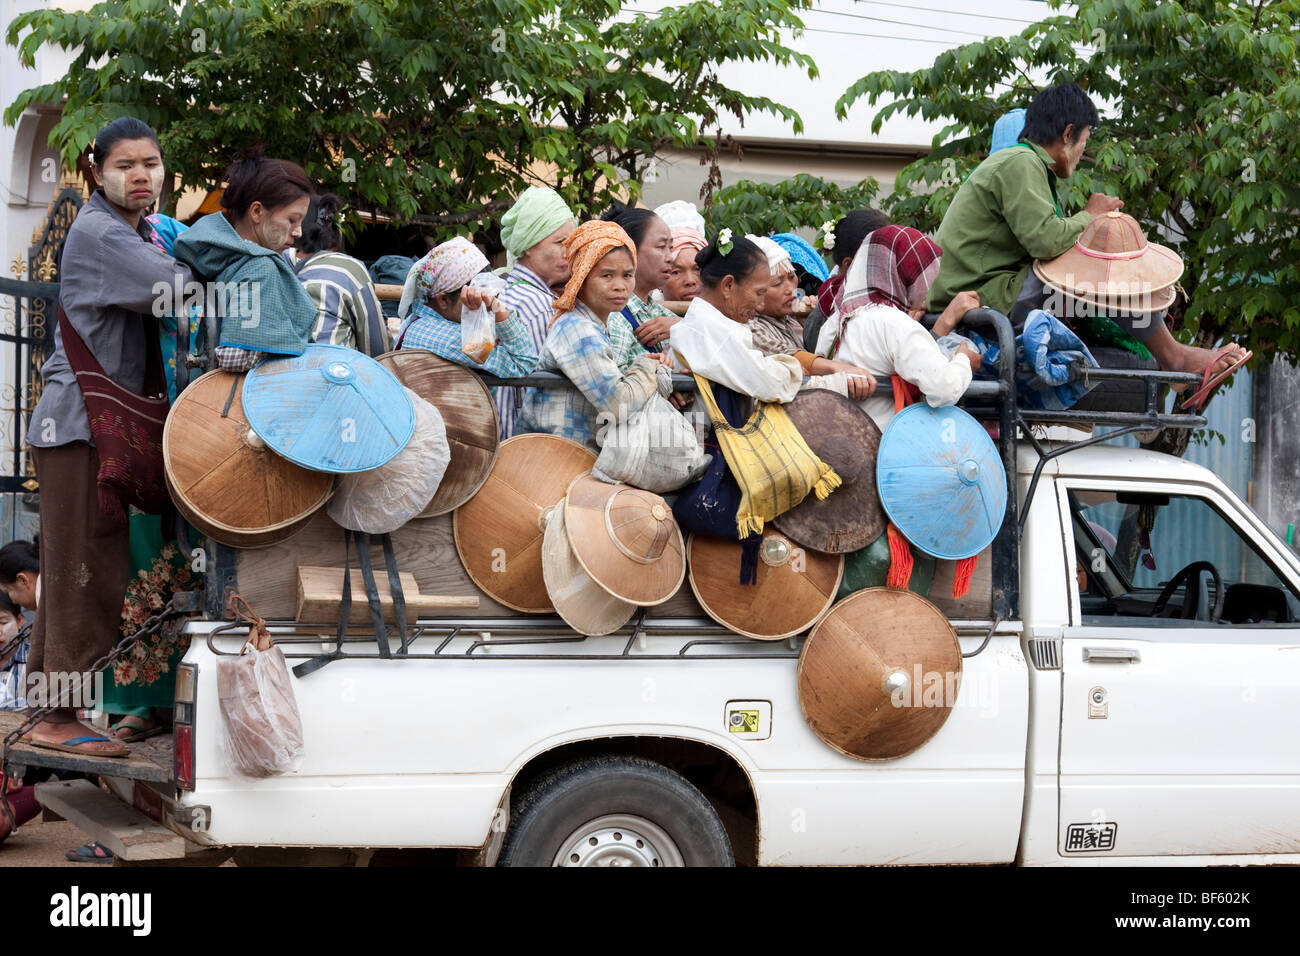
[634,0,1054,208]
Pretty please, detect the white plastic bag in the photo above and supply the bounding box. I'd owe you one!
[593,391,711,493]
[460,299,496,365]
[328,387,451,533]
[216,610,305,779]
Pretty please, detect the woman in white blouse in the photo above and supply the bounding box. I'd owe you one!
[817,225,983,430]
[669,234,874,404]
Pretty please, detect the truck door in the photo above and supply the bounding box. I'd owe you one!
[1056,478,1300,858]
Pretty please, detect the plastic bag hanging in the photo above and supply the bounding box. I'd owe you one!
[460,298,496,365]
[216,594,306,778]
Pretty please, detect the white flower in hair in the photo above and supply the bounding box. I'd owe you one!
[717,227,734,255]
[819,220,836,251]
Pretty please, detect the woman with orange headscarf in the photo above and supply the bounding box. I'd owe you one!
[517,221,675,449]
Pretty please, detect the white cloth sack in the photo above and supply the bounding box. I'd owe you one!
[592,389,711,493]
[327,387,451,533]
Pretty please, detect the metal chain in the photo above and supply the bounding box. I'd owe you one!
[1,600,194,836]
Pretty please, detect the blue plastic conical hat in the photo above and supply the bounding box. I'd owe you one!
[875,404,1006,561]
[243,344,415,473]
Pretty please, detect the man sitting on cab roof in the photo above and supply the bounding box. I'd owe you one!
[926,83,1246,384]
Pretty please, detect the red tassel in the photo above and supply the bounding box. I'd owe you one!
[886,524,914,589]
[952,555,978,599]
[98,482,126,528]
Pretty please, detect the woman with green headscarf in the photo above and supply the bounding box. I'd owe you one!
[495,187,577,438]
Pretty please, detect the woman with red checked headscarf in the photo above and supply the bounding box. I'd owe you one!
[820,225,984,431]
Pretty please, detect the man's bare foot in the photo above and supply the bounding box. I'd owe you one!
[23,717,129,754]
[1169,343,1249,390]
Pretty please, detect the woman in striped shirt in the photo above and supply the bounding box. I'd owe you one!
[293,193,390,357]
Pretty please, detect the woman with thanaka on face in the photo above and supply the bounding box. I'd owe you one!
[172,151,318,372]
[598,204,680,353]
[653,200,706,305]
[667,234,871,403]
[23,117,195,756]
[293,192,390,357]
[745,235,878,391]
[396,236,539,377]
[518,221,675,450]
[495,187,578,438]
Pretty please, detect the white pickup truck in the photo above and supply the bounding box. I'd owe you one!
[8,313,1299,867]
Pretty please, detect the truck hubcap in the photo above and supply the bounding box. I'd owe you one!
[553,814,684,867]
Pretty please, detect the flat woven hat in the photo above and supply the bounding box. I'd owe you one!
[453,434,596,613]
[541,501,636,636]
[798,588,962,761]
[376,350,499,516]
[876,403,1006,561]
[772,389,885,554]
[243,344,415,473]
[563,475,685,606]
[1034,211,1183,313]
[687,530,843,641]
[163,370,334,548]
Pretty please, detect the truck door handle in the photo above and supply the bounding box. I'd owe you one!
[1082,646,1141,663]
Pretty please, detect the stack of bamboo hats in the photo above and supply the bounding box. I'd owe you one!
[542,476,686,636]
[1034,210,1184,315]
[164,369,337,548]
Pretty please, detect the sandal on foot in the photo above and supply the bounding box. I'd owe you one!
[110,715,165,743]
[1180,346,1252,412]
[20,734,129,758]
[66,841,114,863]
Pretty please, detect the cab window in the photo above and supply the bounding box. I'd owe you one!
[1069,489,1300,626]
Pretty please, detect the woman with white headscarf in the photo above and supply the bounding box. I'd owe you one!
[654,200,707,303]
[396,236,539,377]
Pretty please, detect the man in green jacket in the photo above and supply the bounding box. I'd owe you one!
[928,83,1247,384]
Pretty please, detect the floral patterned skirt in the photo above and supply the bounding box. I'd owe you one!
[97,510,202,714]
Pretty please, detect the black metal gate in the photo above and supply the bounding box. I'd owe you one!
[0,185,84,540]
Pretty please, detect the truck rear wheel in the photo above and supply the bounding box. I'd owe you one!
[498,755,734,867]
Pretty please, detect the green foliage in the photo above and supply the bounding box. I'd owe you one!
[838,0,1300,360]
[704,173,879,238]
[5,0,815,234]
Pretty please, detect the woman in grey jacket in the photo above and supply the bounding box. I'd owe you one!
[23,117,193,757]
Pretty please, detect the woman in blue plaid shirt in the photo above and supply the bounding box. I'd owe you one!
[519,221,674,449]
[396,237,538,377]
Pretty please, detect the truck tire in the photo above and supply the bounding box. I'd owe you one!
[498,755,734,867]
[1072,344,1160,414]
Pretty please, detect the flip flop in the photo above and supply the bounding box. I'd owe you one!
[20,734,130,758]
[66,841,114,863]
[1180,346,1252,412]
[110,716,165,744]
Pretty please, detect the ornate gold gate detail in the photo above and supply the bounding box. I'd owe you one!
[0,177,85,537]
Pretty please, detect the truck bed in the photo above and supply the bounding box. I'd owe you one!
[1,711,174,785]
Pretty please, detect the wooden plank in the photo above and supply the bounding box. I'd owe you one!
[34,779,186,860]
[0,712,173,785]
[296,565,479,623]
